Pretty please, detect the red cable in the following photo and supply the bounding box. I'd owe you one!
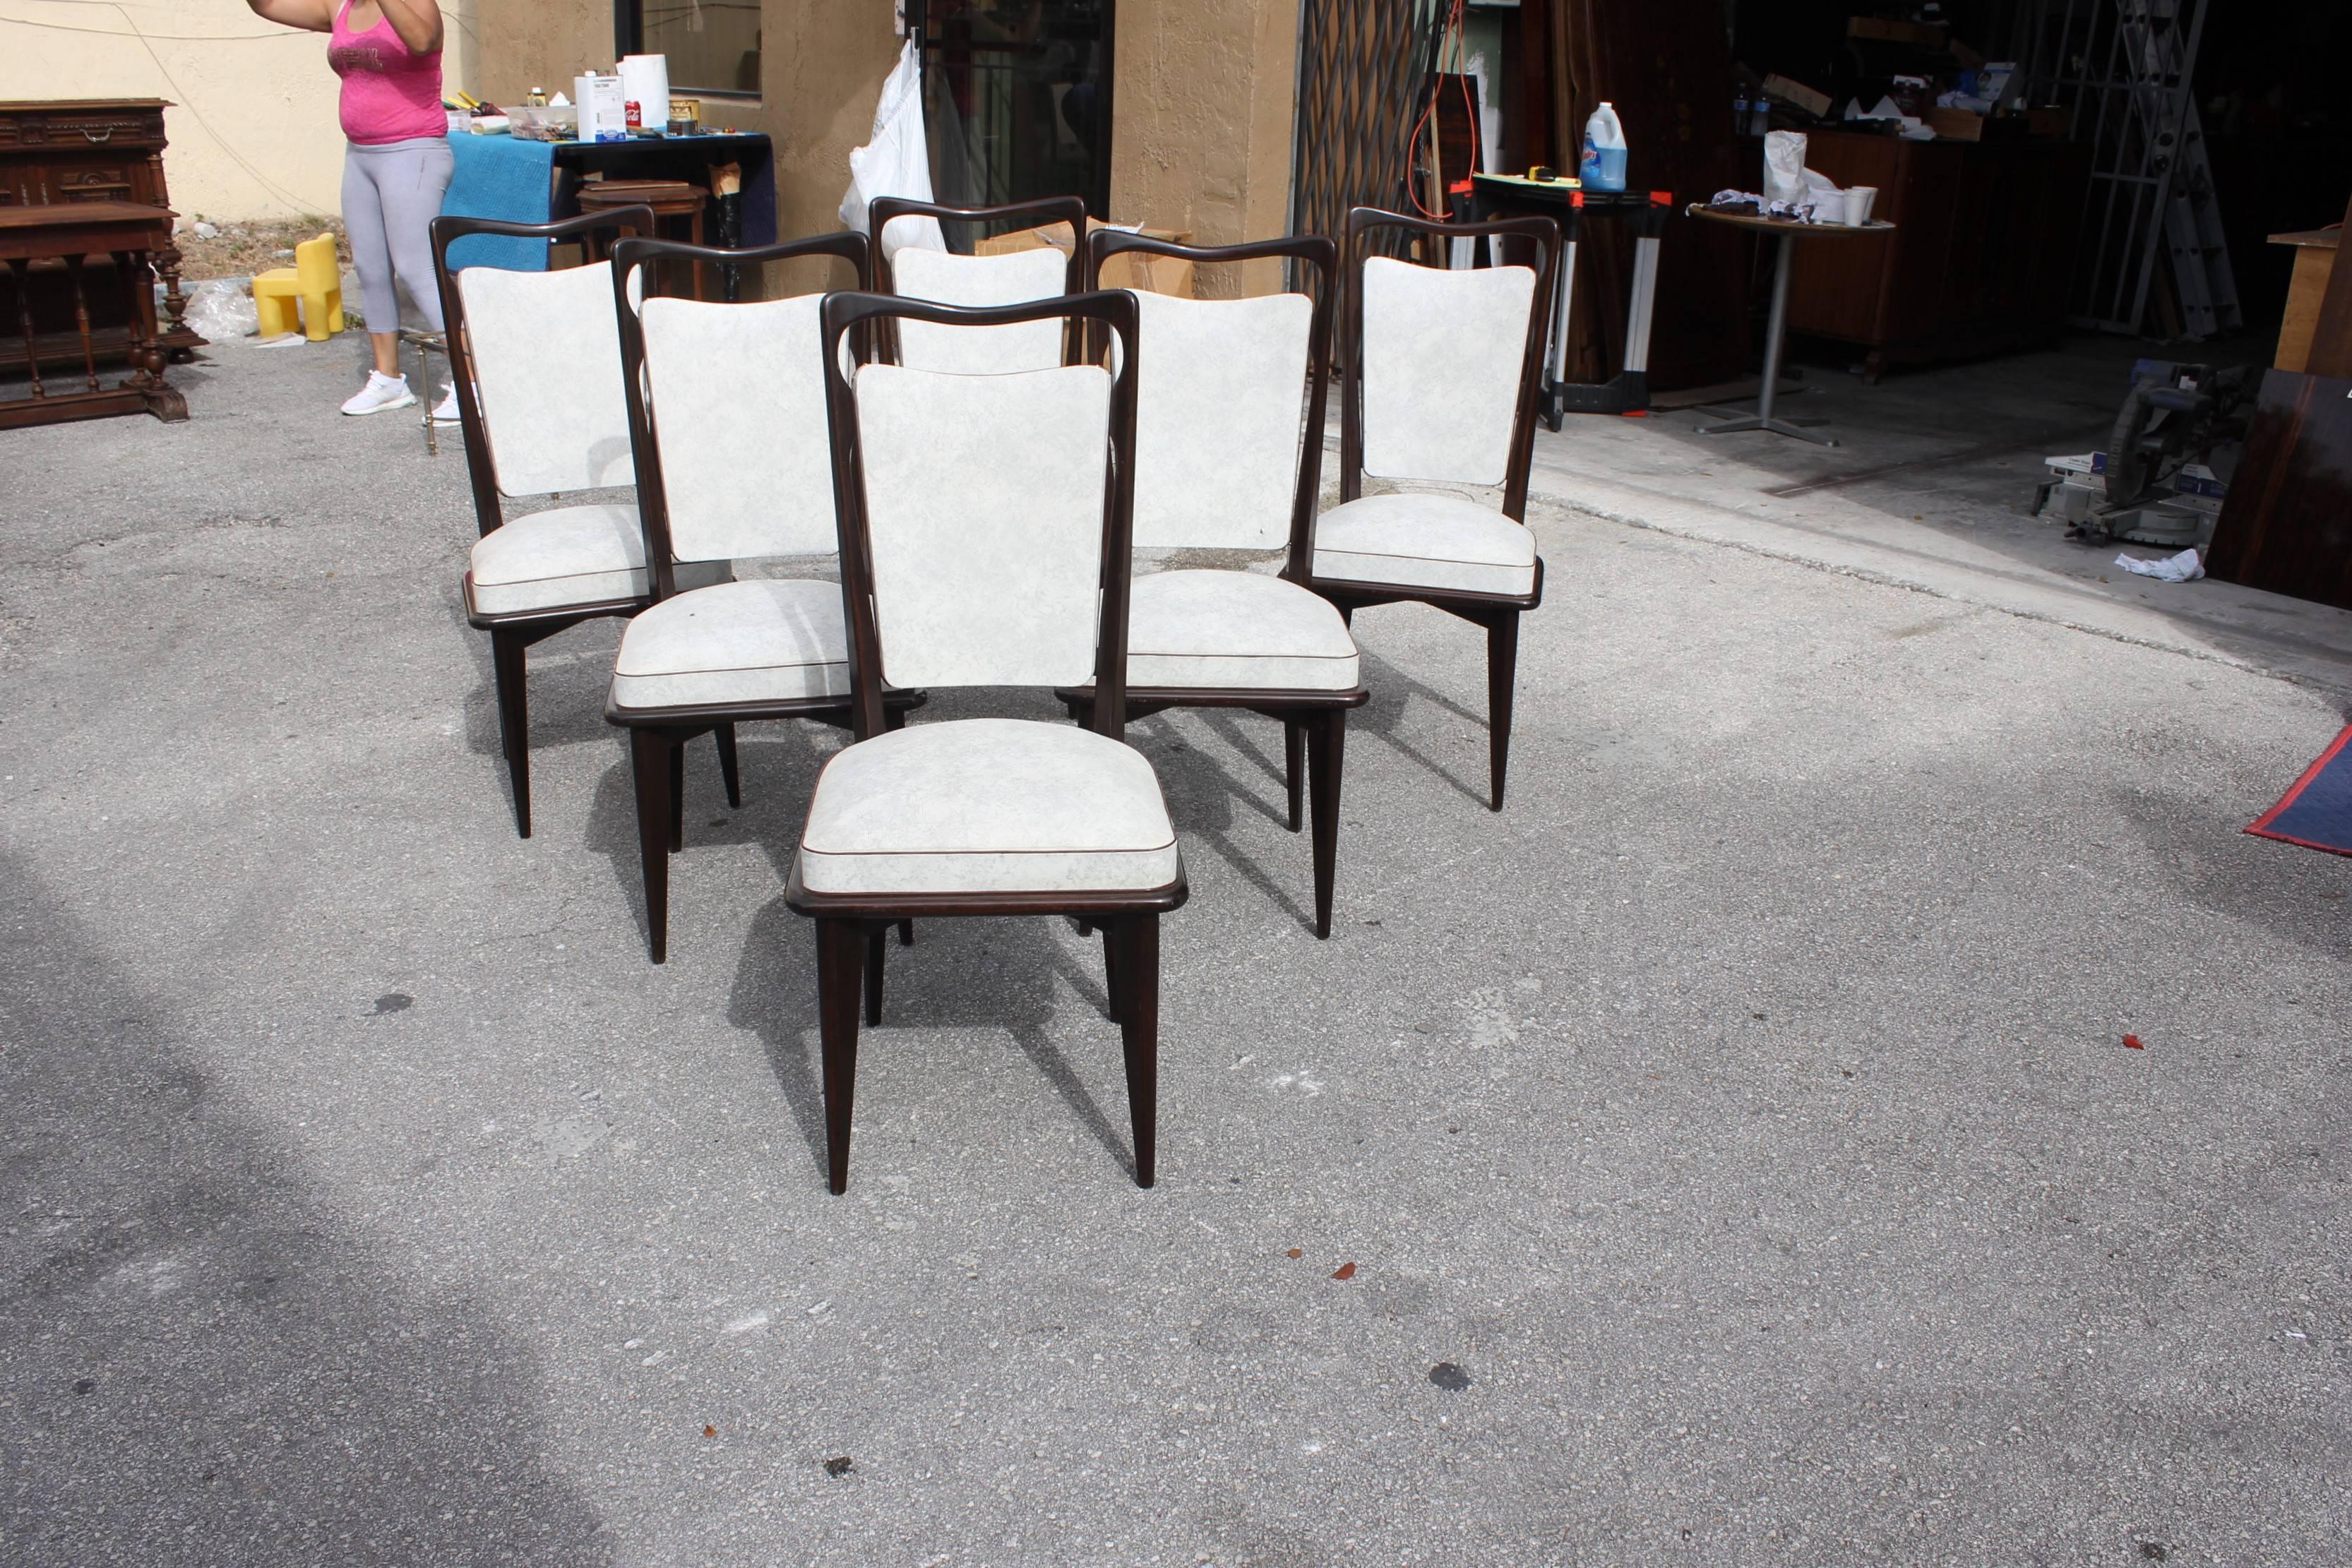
[1404,0,1476,218]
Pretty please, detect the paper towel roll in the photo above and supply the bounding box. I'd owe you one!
[618,55,670,131]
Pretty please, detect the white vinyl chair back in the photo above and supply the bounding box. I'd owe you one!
[1357,256,1537,488]
[454,260,635,495]
[1127,289,1313,551]
[852,361,1113,688]
[888,246,1070,374]
[637,292,835,563]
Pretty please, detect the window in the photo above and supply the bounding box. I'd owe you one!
[616,0,761,97]
[920,0,1115,227]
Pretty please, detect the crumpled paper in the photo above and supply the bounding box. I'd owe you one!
[2115,548,2205,583]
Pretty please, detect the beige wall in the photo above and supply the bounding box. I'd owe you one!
[1,0,1303,240]
[1109,0,1298,295]
[467,0,1298,277]
[466,0,897,249]
[0,0,481,222]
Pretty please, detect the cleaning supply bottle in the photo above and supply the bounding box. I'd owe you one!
[1580,102,1628,191]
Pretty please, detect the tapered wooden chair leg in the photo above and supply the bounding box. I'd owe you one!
[1284,717,1306,832]
[1306,709,1347,939]
[896,919,914,947]
[1102,921,1124,1024]
[489,628,532,838]
[864,924,887,1026]
[715,722,742,808]
[628,728,673,964]
[666,741,686,851]
[816,918,866,1195]
[1486,611,1520,812]
[1118,915,1160,1188]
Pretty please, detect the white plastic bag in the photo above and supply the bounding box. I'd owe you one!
[1762,130,1808,208]
[183,277,258,340]
[2115,548,2205,583]
[840,39,945,260]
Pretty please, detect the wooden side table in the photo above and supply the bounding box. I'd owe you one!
[578,178,709,297]
[1685,205,1893,445]
[0,199,184,429]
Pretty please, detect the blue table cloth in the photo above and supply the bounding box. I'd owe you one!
[439,131,780,273]
[443,135,557,271]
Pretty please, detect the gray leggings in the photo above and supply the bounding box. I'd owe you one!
[342,135,454,335]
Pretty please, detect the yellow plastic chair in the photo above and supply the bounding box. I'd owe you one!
[251,232,345,340]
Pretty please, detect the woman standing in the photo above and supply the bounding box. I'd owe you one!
[246,0,457,420]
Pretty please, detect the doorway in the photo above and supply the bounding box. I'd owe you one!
[919,0,1115,241]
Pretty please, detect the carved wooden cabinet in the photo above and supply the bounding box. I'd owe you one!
[0,98,201,366]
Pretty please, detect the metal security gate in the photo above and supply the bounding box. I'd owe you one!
[2009,0,2240,337]
[1289,0,1427,253]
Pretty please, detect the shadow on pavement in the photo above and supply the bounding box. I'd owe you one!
[0,852,610,1567]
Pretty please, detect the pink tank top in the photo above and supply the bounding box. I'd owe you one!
[328,1,445,145]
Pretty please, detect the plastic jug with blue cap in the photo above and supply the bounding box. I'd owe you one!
[1580,102,1628,192]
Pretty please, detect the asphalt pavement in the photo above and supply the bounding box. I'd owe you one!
[2,334,2346,1567]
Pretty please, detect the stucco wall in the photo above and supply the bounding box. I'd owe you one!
[1109,0,1299,296]
[463,0,895,249]
[0,0,480,222]
[453,0,1299,289]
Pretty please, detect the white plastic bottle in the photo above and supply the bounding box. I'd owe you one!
[1580,102,1628,191]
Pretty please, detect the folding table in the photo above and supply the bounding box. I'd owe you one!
[1464,176,1672,428]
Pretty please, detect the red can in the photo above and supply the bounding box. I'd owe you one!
[625,100,643,131]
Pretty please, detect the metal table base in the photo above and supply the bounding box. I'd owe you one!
[1697,227,1837,447]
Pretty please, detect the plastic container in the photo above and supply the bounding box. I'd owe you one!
[1580,102,1628,192]
[509,104,578,142]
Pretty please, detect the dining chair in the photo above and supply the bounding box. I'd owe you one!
[866,196,1085,373]
[1058,229,1363,938]
[1308,207,1560,811]
[790,287,1183,1195]
[606,232,924,964]
[431,208,722,839]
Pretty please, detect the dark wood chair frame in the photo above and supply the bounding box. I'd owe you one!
[865,195,1087,364]
[789,287,1185,1195]
[1053,230,1367,939]
[1313,207,1560,812]
[430,206,659,839]
[605,231,925,964]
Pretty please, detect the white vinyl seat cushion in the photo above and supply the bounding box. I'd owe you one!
[609,579,850,712]
[1124,570,1359,692]
[796,717,1181,896]
[467,503,727,616]
[1311,493,1539,598]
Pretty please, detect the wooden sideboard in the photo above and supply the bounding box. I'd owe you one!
[1780,129,2091,380]
[0,200,184,428]
[0,98,201,370]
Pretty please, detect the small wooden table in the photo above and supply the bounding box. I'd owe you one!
[1684,205,1893,445]
[0,198,184,429]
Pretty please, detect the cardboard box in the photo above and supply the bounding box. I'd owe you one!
[1848,16,1948,45]
[1761,74,1832,119]
[973,218,1196,297]
[1923,106,1987,140]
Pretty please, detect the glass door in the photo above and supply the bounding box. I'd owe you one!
[918,0,1115,244]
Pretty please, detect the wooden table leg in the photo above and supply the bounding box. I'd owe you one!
[63,253,100,393]
[8,257,46,402]
[114,249,186,422]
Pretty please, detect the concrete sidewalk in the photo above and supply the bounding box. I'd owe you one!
[1,334,2347,1567]
[1520,331,2352,693]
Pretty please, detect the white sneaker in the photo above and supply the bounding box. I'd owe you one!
[341,370,417,417]
[431,383,460,424]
